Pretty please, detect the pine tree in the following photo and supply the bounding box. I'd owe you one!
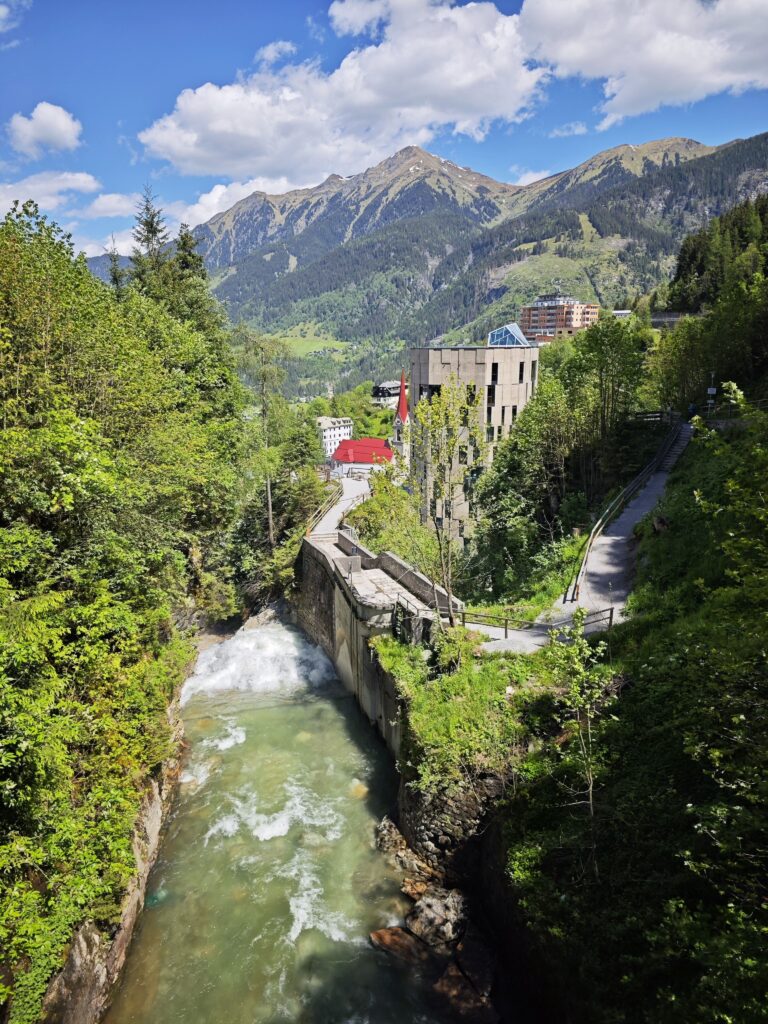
[107,236,127,300]
[174,222,206,279]
[130,185,169,292]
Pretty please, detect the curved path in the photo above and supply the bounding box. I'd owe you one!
[311,474,370,535]
[476,424,693,653]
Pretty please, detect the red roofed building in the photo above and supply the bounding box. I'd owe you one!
[330,437,393,471]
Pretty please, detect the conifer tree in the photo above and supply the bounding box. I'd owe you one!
[130,185,169,292]
[107,236,127,300]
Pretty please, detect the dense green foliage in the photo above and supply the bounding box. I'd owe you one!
[669,194,768,312]
[0,203,247,1021]
[647,210,768,409]
[502,410,768,1023]
[0,200,331,1022]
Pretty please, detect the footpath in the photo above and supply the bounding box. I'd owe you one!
[474,423,694,653]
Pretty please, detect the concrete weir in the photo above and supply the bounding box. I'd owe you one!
[293,529,461,757]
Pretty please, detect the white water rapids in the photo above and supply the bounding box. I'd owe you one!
[104,620,445,1024]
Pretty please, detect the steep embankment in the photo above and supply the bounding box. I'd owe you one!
[375,411,768,1024]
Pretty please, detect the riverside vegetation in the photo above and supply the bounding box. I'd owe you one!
[0,196,342,1023]
[351,196,768,1023]
[1,175,766,1024]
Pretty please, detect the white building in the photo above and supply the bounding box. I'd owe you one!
[316,416,353,459]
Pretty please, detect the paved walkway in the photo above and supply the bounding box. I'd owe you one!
[474,425,693,652]
[312,474,370,535]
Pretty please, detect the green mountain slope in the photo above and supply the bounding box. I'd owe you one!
[201,134,767,352]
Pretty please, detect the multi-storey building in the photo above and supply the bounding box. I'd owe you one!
[519,293,599,342]
[316,416,353,459]
[408,323,539,540]
[371,380,402,408]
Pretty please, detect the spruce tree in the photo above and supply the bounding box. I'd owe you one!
[107,236,127,300]
[130,185,169,293]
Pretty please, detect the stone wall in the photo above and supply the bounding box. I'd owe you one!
[398,773,506,883]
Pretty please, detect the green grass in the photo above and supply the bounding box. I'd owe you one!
[268,321,348,357]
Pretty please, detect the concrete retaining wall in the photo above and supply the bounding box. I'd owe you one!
[294,540,402,756]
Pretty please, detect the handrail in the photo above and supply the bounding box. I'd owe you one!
[304,481,343,537]
[461,605,614,638]
[565,415,682,603]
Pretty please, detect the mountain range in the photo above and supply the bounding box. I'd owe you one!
[89,130,768,394]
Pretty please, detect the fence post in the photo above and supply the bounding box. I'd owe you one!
[504,617,508,639]
[461,611,466,627]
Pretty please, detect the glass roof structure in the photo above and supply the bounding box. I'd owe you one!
[487,322,531,347]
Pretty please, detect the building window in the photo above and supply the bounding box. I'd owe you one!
[491,362,498,385]
[531,359,538,384]
[486,406,493,424]
[512,404,518,421]
[518,362,525,383]
[429,498,437,517]
[497,425,503,440]
[458,522,464,538]
[467,383,477,405]
[459,445,468,465]
[501,406,506,425]
[444,499,451,519]
[487,384,496,406]
[486,425,494,442]
[429,384,441,400]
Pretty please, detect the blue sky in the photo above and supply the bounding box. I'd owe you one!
[1,0,766,256]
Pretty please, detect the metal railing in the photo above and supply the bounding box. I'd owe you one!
[461,606,614,639]
[564,416,682,604]
[304,481,343,537]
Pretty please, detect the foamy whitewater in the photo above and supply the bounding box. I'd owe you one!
[104,621,441,1024]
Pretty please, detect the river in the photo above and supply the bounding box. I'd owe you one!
[104,619,443,1024]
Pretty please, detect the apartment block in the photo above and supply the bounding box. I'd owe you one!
[316,416,353,459]
[519,293,599,341]
[408,324,539,539]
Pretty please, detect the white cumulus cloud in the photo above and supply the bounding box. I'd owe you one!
[254,39,297,66]
[0,0,30,34]
[519,0,768,129]
[8,102,83,158]
[549,120,588,138]
[511,166,552,186]
[78,192,141,219]
[0,170,100,212]
[139,0,546,183]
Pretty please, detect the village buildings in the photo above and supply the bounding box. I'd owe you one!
[315,416,353,459]
[519,293,599,342]
[408,323,539,540]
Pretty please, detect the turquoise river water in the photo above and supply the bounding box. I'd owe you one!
[104,620,444,1024]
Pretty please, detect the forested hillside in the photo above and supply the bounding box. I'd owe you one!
[669,193,768,311]
[354,198,768,1023]
[205,134,766,334]
[0,200,330,1023]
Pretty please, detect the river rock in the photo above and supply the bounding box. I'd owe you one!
[405,886,468,948]
[375,816,407,853]
[433,962,499,1022]
[369,927,436,966]
[401,877,429,900]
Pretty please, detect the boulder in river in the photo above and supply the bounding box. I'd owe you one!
[405,885,468,948]
[369,927,437,966]
[401,877,429,900]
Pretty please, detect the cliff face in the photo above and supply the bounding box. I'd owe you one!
[39,709,183,1024]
